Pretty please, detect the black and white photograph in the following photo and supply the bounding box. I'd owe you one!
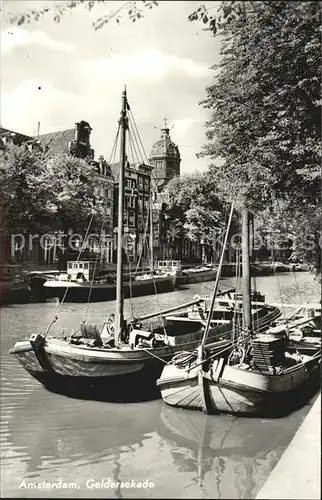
[0,1,321,498]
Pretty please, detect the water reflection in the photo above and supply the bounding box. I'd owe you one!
[3,387,161,482]
[156,400,318,498]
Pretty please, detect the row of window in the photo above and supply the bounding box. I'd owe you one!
[125,177,150,190]
[152,161,179,177]
[68,262,90,270]
[124,195,150,210]
[96,187,113,198]
[96,179,150,199]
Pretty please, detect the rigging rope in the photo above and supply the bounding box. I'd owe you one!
[43,211,95,337]
[147,193,170,340]
[140,347,169,363]
[109,123,121,164]
[128,110,149,164]
[128,257,136,319]
[290,267,304,306]
[82,218,106,323]
[251,268,260,336]
[134,198,150,274]
[128,122,141,165]
[271,247,289,335]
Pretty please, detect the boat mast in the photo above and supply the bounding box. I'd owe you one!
[115,88,128,344]
[200,203,235,348]
[198,202,234,414]
[241,207,252,331]
[149,195,154,270]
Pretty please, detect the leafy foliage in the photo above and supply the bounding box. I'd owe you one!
[255,196,321,275]
[166,172,230,246]
[0,146,105,236]
[44,154,105,233]
[195,1,321,271]
[7,0,159,29]
[199,2,321,210]
[0,145,53,233]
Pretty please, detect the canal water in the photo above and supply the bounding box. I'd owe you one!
[1,272,320,498]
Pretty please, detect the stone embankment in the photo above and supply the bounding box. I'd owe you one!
[257,393,321,500]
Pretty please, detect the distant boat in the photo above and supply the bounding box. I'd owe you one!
[156,260,217,286]
[0,264,31,304]
[41,260,176,302]
[270,261,290,273]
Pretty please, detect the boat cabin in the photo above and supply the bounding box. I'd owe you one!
[157,260,182,275]
[0,264,24,283]
[67,261,96,282]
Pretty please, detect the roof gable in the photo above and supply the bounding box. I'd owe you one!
[0,126,33,145]
[37,129,75,157]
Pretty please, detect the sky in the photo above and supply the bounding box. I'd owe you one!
[1,0,221,173]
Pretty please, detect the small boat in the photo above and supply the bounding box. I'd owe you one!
[42,260,176,302]
[271,261,290,273]
[0,264,31,304]
[163,292,280,338]
[157,210,321,416]
[156,260,217,286]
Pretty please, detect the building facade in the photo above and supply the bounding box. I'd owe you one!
[92,155,114,264]
[111,162,153,265]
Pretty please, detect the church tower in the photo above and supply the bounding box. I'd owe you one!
[149,121,181,192]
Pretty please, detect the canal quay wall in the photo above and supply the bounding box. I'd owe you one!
[257,393,321,500]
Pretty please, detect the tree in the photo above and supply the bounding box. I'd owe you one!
[0,145,53,234]
[44,154,105,234]
[255,196,321,274]
[196,1,321,272]
[165,172,233,262]
[0,146,106,264]
[200,2,320,207]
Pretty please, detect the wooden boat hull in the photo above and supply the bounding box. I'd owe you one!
[158,354,321,416]
[206,356,320,415]
[157,364,204,409]
[10,337,170,400]
[43,274,176,302]
[176,269,216,286]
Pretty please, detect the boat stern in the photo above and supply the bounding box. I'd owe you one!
[157,363,201,409]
